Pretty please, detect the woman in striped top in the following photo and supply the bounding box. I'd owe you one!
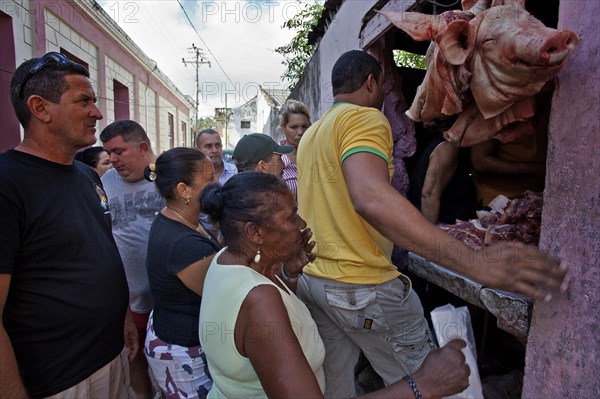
[279,100,312,201]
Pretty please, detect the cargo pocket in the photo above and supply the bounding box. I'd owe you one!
[388,326,435,373]
[324,286,389,333]
[385,290,435,373]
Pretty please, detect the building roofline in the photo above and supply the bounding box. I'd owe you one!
[77,0,194,108]
[307,0,345,46]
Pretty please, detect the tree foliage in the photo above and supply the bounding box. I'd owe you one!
[275,1,325,86]
[193,116,216,133]
[393,50,427,70]
[275,2,426,85]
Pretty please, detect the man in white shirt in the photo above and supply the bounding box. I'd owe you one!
[195,129,237,237]
[100,120,164,399]
[195,128,237,184]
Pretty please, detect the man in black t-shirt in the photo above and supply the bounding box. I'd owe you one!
[0,53,134,398]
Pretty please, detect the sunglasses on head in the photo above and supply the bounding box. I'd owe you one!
[18,52,70,100]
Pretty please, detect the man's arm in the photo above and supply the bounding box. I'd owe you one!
[0,274,29,398]
[361,340,470,399]
[421,142,459,224]
[471,139,545,176]
[123,307,139,362]
[342,152,566,300]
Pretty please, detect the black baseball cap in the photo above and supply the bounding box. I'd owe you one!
[232,133,293,167]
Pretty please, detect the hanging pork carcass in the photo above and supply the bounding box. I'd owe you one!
[378,0,578,147]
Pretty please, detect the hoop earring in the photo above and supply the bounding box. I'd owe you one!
[254,248,261,263]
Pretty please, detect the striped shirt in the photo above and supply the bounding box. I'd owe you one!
[281,153,298,201]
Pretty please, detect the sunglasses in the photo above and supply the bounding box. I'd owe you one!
[19,52,70,100]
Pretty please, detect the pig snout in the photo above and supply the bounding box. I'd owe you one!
[539,30,579,65]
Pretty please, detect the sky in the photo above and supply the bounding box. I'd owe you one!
[98,0,312,118]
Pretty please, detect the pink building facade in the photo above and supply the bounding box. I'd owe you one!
[0,0,194,153]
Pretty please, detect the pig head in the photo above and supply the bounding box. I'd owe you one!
[378,0,578,146]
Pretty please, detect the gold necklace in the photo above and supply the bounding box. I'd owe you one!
[165,207,211,240]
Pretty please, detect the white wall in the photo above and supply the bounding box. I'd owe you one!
[227,99,256,148]
[9,1,34,66]
[138,81,158,149]
[7,0,35,141]
[316,0,378,115]
[255,92,276,137]
[44,10,99,88]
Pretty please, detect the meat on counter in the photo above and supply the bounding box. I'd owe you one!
[439,190,543,250]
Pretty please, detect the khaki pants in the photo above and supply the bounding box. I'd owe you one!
[45,347,130,399]
[297,274,435,398]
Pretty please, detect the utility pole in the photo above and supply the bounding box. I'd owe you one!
[225,93,229,149]
[182,43,210,146]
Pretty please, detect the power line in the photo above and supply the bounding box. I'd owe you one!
[176,0,241,97]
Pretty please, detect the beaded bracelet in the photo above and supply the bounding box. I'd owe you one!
[279,264,302,283]
[403,374,422,399]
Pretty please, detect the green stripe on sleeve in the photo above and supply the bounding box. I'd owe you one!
[341,146,388,163]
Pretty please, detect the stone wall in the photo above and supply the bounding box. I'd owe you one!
[290,0,378,119]
[290,49,321,122]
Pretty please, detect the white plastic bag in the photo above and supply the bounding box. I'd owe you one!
[431,304,483,399]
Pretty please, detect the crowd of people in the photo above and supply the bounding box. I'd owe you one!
[0,51,568,399]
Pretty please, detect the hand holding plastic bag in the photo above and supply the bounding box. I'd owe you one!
[412,339,471,398]
[431,304,483,399]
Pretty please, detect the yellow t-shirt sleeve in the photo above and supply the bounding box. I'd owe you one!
[337,107,393,164]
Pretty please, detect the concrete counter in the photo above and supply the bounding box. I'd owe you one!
[407,253,532,343]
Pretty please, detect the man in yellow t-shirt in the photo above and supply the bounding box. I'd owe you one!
[296,50,566,397]
[296,50,434,397]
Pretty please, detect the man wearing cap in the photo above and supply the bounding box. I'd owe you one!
[232,133,294,177]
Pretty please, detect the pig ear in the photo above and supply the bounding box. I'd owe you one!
[377,11,445,41]
[436,19,475,65]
